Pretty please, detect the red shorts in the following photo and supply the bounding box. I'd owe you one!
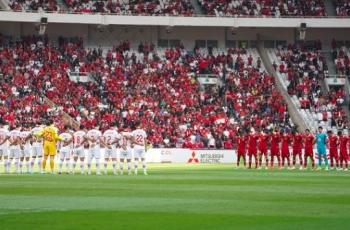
[293,149,302,156]
[237,151,245,157]
[329,148,338,157]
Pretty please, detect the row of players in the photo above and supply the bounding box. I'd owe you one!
[0,122,148,175]
[236,127,349,171]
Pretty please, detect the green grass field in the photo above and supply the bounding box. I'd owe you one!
[0,164,349,230]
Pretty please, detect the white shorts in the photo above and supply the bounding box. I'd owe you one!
[59,146,72,159]
[104,147,117,159]
[21,148,31,158]
[32,146,43,157]
[9,148,21,159]
[134,147,145,159]
[74,147,86,158]
[88,147,101,160]
[0,145,8,157]
[119,148,131,159]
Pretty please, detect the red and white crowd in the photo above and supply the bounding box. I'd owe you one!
[274,42,347,130]
[332,39,350,76]
[198,0,326,17]
[8,0,60,12]
[6,0,335,17]
[334,0,350,16]
[0,34,293,149]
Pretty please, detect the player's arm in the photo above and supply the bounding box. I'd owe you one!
[8,136,17,146]
[34,128,45,139]
[0,136,9,145]
[54,131,63,142]
[25,133,33,142]
[100,137,108,148]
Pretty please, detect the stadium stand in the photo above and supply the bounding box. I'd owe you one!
[8,0,59,12]
[334,0,350,16]
[268,41,347,131]
[4,0,331,16]
[197,0,327,17]
[0,33,293,148]
[6,0,194,15]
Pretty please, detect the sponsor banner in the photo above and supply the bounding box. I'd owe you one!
[145,149,237,163]
[144,148,328,163]
[325,78,345,86]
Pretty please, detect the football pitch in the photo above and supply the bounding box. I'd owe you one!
[0,164,349,230]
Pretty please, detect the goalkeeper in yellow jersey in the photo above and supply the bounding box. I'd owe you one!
[34,119,62,174]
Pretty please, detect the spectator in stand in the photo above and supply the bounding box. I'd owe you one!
[334,0,350,16]
[275,41,347,130]
[8,0,59,12]
[63,0,194,15]
[198,0,326,17]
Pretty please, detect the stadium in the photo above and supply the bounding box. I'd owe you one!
[0,0,350,229]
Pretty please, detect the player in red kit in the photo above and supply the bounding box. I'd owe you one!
[291,129,303,170]
[247,128,259,169]
[258,129,269,169]
[270,128,281,169]
[303,129,315,169]
[328,130,339,170]
[236,130,247,168]
[338,131,348,171]
[281,129,292,168]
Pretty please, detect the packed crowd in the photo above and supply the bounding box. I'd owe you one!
[7,0,194,15]
[198,0,326,17]
[274,41,347,129]
[6,0,332,17]
[334,0,350,16]
[0,34,294,149]
[8,0,59,12]
[63,0,194,15]
[332,40,350,76]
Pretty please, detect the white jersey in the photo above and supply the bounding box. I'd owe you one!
[31,127,43,147]
[119,132,132,149]
[59,132,73,148]
[87,129,102,148]
[132,129,147,149]
[103,129,119,146]
[0,128,9,147]
[20,131,32,150]
[8,130,21,149]
[73,130,86,148]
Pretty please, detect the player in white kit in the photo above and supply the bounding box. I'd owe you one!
[119,127,133,175]
[31,125,43,173]
[101,125,120,175]
[86,127,102,175]
[131,122,148,175]
[58,126,73,174]
[19,126,32,173]
[72,125,87,174]
[8,126,22,173]
[0,122,9,173]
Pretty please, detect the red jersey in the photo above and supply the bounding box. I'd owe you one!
[236,136,247,154]
[328,135,338,149]
[292,133,303,151]
[339,136,348,156]
[270,133,280,155]
[248,134,259,154]
[281,134,292,155]
[304,134,314,155]
[258,133,269,153]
